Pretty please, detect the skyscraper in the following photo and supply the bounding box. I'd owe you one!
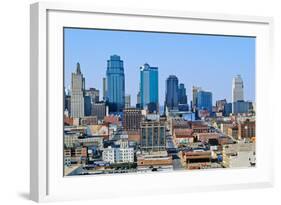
[192,86,202,111]
[140,63,159,113]
[197,90,212,114]
[232,75,244,114]
[70,63,85,118]
[232,75,244,102]
[178,83,187,104]
[165,75,179,110]
[106,55,125,112]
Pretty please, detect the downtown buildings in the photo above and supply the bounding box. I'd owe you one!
[64,54,255,176]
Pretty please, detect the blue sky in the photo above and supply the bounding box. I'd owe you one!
[64,28,255,106]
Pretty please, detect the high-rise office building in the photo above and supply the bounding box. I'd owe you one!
[140,63,159,113]
[140,120,166,152]
[178,83,187,104]
[232,75,247,113]
[232,75,244,108]
[192,86,202,110]
[197,90,212,114]
[123,108,142,131]
[125,95,131,108]
[106,55,125,112]
[165,75,179,110]
[71,63,85,118]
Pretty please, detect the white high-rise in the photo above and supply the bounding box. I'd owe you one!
[232,75,244,102]
[232,75,244,111]
[71,63,85,118]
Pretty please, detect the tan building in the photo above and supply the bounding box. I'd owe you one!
[127,130,141,143]
[194,133,220,143]
[87,125,109,140]
[180,150,212,170]
[238,120,255,139]
[227,126,238,139]
[192,121,210,133]
[220,122,234,135]
[137,151,173,171]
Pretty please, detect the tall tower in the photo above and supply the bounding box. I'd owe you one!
[165,75,179,110]
[192,86,202,111]
[178,83,187,104]
[70,62,85,118]
[106,55,125,112]
[140,63,159,113]
[232,75,244,111]
[232,75,244,102]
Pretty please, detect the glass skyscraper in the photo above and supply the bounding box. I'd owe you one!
[140,63,159,113]
[178,83,187,104]
[165,75,179,110]
[106,55,125,112]
[197,90,213,114]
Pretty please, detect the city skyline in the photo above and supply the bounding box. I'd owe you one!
[64,28,255,106]
[63,28,256,176]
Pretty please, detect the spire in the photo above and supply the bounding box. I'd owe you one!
[76,62,81,74]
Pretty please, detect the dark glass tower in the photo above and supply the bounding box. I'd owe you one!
[106,55,125,112]
[165,75,179,110]
[178,83,187,104]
